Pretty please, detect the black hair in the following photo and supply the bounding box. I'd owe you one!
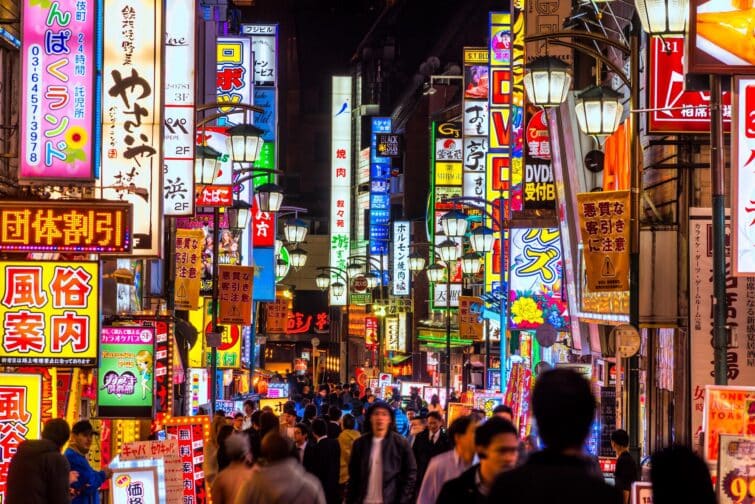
[328,406,342,421]
[365,401,396,434]
[532,369,595,451]
[611,429,629,447]
[250,410,262,427]
[294,422,310,437]
[427,411,443,422]
[448,415,476,444]
[311,418,328,438]
[261,431,293,462]
[304,404,317,420]
[342,414,356,430]
[493,404,514,416]
[243,399,255,409]
[651,446,715,504]
[234,412,244,419]
[475,417,518,447]
[42,418,71,448]
[259,410,280,438]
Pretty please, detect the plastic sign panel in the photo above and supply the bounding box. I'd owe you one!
[218,265,253,325]
[330,76,352,305]
[392,220,410,296]
[649,36,731,134]
[217,37,251,125]
[20,0,96,182]
[162,0,195,216]
[0,200,131,253]
[732,77,755,276]
[0,261,98,366]
[702,385,755,464]
[242,24,277,86]
[717,434,755,504]
[462,48,489,210]
[97,326,155,418]
[163,416,209,504]
[173,229,203,310]
[370,117,392,255]
[509,228,568,331]
[688,0,755,74]
[100,0,162,256]
[120,440,182,504]
[0,373,42,503]
[110,459,167,504]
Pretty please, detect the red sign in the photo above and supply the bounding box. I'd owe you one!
[649,36,731,134]
[525,110,550,160]
[196,185,233,207]
[285,311,329,334]
[365,316,378,346]
[252,199,275,247]
[353,275,368,292]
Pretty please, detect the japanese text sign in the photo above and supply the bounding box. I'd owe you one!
[0,373,42,503]
[100,0,162,256]
[392,220,410,296]
[370,117,392,256]
[0,261,98,366]
[120,440,181,504]
[385,316,400,351]
[195,185,233,207]
[365,316,378,346]
[259,398,287,416]
[217,37,251,125]
[163,416,209,504]
[577,191,630,292]
[20,0,95,182]
[330,76,352,305]
[265,297,289,333]
[509,228,568,331]
[703,385,755,464]
[162,0,196,216]
[649,36,731,134]
[218,265,254,326]
[97,326,155,418]
[459,296,484,341]
[252,199,275,247]
[173,229,203,310]
[286,311,329,334]
[717,434,755,504]
[110,459,166,504]
[246,25,277,86]
[732,77,755,276]
[0,200,131,253]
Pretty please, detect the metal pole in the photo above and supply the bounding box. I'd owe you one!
[710,74,728,386]
[211,207,220,413]
[499,226,506,392]
[345,284,350,384]
[445,264,452,405]
[484,319,490,388]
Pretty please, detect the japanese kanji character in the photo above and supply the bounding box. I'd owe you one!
[50,311,89,352]
[50,266,92,308]
[2,267,47,308]
[3,311,46,353]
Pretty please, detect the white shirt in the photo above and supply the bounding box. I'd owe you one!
[364,436,385,504]
[417,449,478,504]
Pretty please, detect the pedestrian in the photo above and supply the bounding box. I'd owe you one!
[417,414,478,504]
[346,402,417,504]
[394,406,410,437]
[259,410,280,439]
[206,411,228,485]
[327,406,343,439]
[407,413,426,448]
[216,425,235,472]
[241,400,255,430]
[235,431,326,504]
[211,433,253,504]
[311,418,341,504]
[428,394,444,416]
[315,385,330,414]
[65,420,114,504]
[280,407,297,439]
[337,414,360,496]
[488,369,622,503]
[406,387,423,412]
[232,412,244,432]
[437,417,520,503]
[650,445,715,504]
[611,429,639,504]
[412,410,451,484]
[492,404,514,422]
[294,422,317,471]
[245,410,262,462]
[6,418,73,504]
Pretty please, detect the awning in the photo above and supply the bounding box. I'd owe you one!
[417,330,474,349]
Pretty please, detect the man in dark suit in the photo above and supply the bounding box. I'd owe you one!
[412,411,451,485]
[293,422,317,474]
[311,418,341,504]
[327,406,343,439]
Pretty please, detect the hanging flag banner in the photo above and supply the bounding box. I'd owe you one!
[100,0,163,256]
[459,296,484,341]
[732,76,755,276]
[218,265,254,325]
[174,229,203,310]
[576,191,630,292]
[97,325,155,418]
[19,0,96,182]
[162,0,195,215]
[392,220,410,296]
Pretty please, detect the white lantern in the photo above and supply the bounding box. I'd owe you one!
[470,226,495,253]
[226,123,265,164]
[438,239,460,263]
[440,210,468,238]
[635,0,688,34]
[194,144,222,185]
[523,57,572,107]
[255,183,284,213]
[574,85,623,137]
[426,263,445,283]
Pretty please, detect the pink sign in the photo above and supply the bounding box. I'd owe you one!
[20,0,95,181]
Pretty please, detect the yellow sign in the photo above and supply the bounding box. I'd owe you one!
[187,297,242,369]
[0,261,99,366]
[576,191,630,292]
[435,162,463,185]
[459,296,484,341]
[703,385,755,464]
[463,47,489,64]
[259,398,288,416]
[174,229,204,310]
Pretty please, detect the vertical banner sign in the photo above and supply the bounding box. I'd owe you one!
[510,1,525,213]
[459,296,484,341]
[153,321,171,414]
[243,24,278,174]
[385,316,399,351]
[330,76,352,305]
[162,0,195,216]
[101,0,162,256]
[462,48,489,208]
[690,208,755,445]
[0,261,99,366]
[702,385,755,464]
[265,297,289,333]
[218,265,254,325]
[717,434,755,504]
[162,416,209,504]
[576,191,630,292]
[365,316,378,346]
[398,311,408,352]
[217,37,252,126]
[370,117,393,256]
[20,0,96,182]
[524,109,555,210]
[174,229,203,310]
[509,228,568,331]
[0,373,42,502]
[97,326,156,418]
[392,220,410,296]
[732,77,755,276]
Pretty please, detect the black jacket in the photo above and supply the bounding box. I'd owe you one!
[297,440,318,475]
[437,465,487,504]
[327,420,342,440]
[488,450,623,504]
[6,439,71,504]
[412,428,451,484]
[347,431,417,504]
[313,437,341,504]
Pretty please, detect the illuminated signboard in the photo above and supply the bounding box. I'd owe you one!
[688,0,755,74]
[195,185,233,207]
[330,76,352,305]
[732,77,755,276]
[217,37,252,125]
[100,0,162,256]
[0,201,131,253]
[370,117,392,257]
[97,325,155,418]
[162,0,196,216]
[0,261,99,366]
[162,416,209,504]
[376,133,402,157]
[392,220,410,296]
[0,373,42,502]
[463,48,488,211]
[509,228,568,331]
[20,0,96,182]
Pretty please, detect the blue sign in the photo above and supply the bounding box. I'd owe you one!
[253,247,276,301]
[370,117,392,255]
[253,88,276,142]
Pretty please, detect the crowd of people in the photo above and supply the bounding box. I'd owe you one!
[5,368,717,504]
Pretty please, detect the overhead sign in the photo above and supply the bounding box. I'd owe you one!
[265,297,289,333]
[162,0,196,216]
[649,36,731,134]
[216,37,252,125]
[688,0,755,74]
[20,0,96,182]
[0,261,98,366]
[97,325,155,418]
[195,184,233,207]
[732,76,755,276]
[173,229,203,310]
[330,76,352,305]
[0,200,131,253]
[392,220,410,296]
[218,265,253,325]
[100,0,163,256]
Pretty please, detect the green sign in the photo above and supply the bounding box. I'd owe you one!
[350,292,373,305]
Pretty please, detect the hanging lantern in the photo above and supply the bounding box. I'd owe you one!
[438,239,460,263]
[226,123,265,164]
[288,247,308,270]
[227,200,252,232]
[523,56,572,107]
[330,281,346,298]
[284,218,308,245]
[574,85,624,137]
[255,183,284,213]
[470,226,495,253]
[316,273,331,291]
[461,252,482,275]
[440,210,468,238]
[635,0,688,34]
[409,251,426,272]
[194,144,222,185]
[426,263,445,283]
[275,258,289,279]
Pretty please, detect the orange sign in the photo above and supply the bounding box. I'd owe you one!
[218,265,254,325]
[703,385,755,463]
[459,296,484,341]
[265,297,289,333]
[0,201,131,253]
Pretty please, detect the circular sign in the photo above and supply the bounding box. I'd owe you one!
[353,275,368,292]
[204,323,240,351]
[535,323,559,348]
[611,324,641,358]
[584,150,605,173]
[526,110,551,160]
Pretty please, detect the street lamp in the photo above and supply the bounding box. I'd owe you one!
[440,210,469,238]
[347,260,365,277]
[317,266,351,382]
[634,0,688,34]
[255,183,284,213]
[426,262,445,283]
[226,123,265,164]
[275,258,289,279]
[288,247,308,271]
[316,273,331,291]
[573,85,624,137]
[409,251,426,273]
[283,218,308,245]
[194,144,222,185]
[331,281,346,298]
[523,56,572,108]
[438,238,460,263]
[227,200,252,233]
[434,238,461,407]
[469,226,495,254]
[366,272,381,289]
[461,252,483,276]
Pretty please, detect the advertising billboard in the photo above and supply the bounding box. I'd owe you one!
[216,37,252,125]
[392,220,410,296]
[330,76,352,305]
[370,117,392,256]
[732,76,755,276]
[688,0,755,74]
